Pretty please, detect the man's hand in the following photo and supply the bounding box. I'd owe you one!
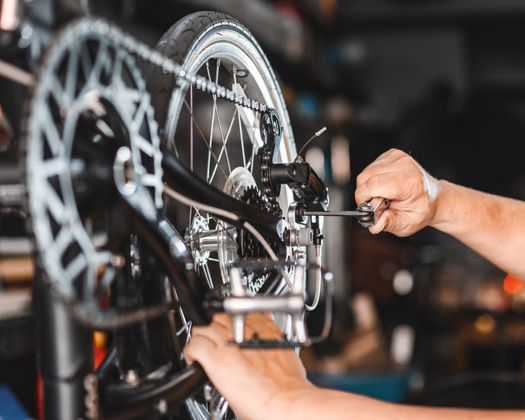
[355,148,441,236]
[184,313,312,420]
[184,314,525,420]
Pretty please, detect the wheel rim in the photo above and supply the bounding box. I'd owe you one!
[158,21,300,419]
[162,25,297,294]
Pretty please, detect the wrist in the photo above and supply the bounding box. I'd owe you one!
[429,179,457,231]
[270,381,317,420]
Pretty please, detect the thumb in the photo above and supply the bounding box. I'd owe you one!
[184,334,217,366]
[369,209,395,235]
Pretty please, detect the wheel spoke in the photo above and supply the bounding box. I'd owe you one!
[189,83,194,172]
[233,67,247,168]
[205,60,218,182]
[182,99,228,180]
[209,59,232,174]
[172,286,192,344]
[188,82,195,227]
[201,263,214,289]
[208,107,238,185]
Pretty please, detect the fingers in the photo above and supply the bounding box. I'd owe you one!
[211,313,233,330]
[190,324,227,346]
[356,149,406,188]
[244,313,282,340]
[184,333,218,365]
[355,149,415,204]
[184,316,241,369]
[187,312,280,356]
[369,209,394,235]
[355,171,411,205]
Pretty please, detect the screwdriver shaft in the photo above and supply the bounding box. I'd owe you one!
[303,210,369,217]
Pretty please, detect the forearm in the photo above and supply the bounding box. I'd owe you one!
[431,180,525,279]
[283,386,523,420]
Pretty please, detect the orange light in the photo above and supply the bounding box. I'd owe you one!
[474,314,496,334]
[93,331,107,369]
[503,274,524,295]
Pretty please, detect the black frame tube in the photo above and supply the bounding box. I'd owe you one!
[162,153,283,241]
[102,364,207,420]
[35,275,93,420]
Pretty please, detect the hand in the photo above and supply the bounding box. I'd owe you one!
[355,149,441,236]
[184,313,313,420]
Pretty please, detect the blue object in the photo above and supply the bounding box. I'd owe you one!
[0,384,29,419]
[308,371,417,403]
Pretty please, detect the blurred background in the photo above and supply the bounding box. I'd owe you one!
[2,0,525,416]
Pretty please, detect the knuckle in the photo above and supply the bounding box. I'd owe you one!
[363,177,375,190]
[388,148,402,157]
[183,344,196,361]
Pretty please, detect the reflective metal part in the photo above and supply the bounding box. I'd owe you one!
[301,197,390,228]
[357,197,390,227]
[0,183,25,209]
[303,209,368,217]
[210,396,229,420]
[217,167,257,285]
[226,264,306,346]
[25,24,163,302]
[123,370,139,386]
[286,227,313,247]
[223,167,257,199]
[196,232,220,253]
[156,399,167,415]
[188,216,214,266]
[113,147,137,196]
[0,59,34,86]
[0,103,13,149]
[185,399,210,420]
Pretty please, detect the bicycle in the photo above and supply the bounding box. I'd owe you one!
[0,3,373,418]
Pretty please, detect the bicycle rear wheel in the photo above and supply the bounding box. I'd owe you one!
[148,11,300,419]
[150,11,297,293]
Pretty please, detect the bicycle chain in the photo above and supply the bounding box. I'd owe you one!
[100,18,285,227]
[84,18,281,214]
[75,19,268,115]
[259,144,282,217]
[30,18,283,323]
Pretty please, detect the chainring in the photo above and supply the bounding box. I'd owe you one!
[24,20,163,308]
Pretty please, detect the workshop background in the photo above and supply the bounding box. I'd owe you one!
[2,0,525,415]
